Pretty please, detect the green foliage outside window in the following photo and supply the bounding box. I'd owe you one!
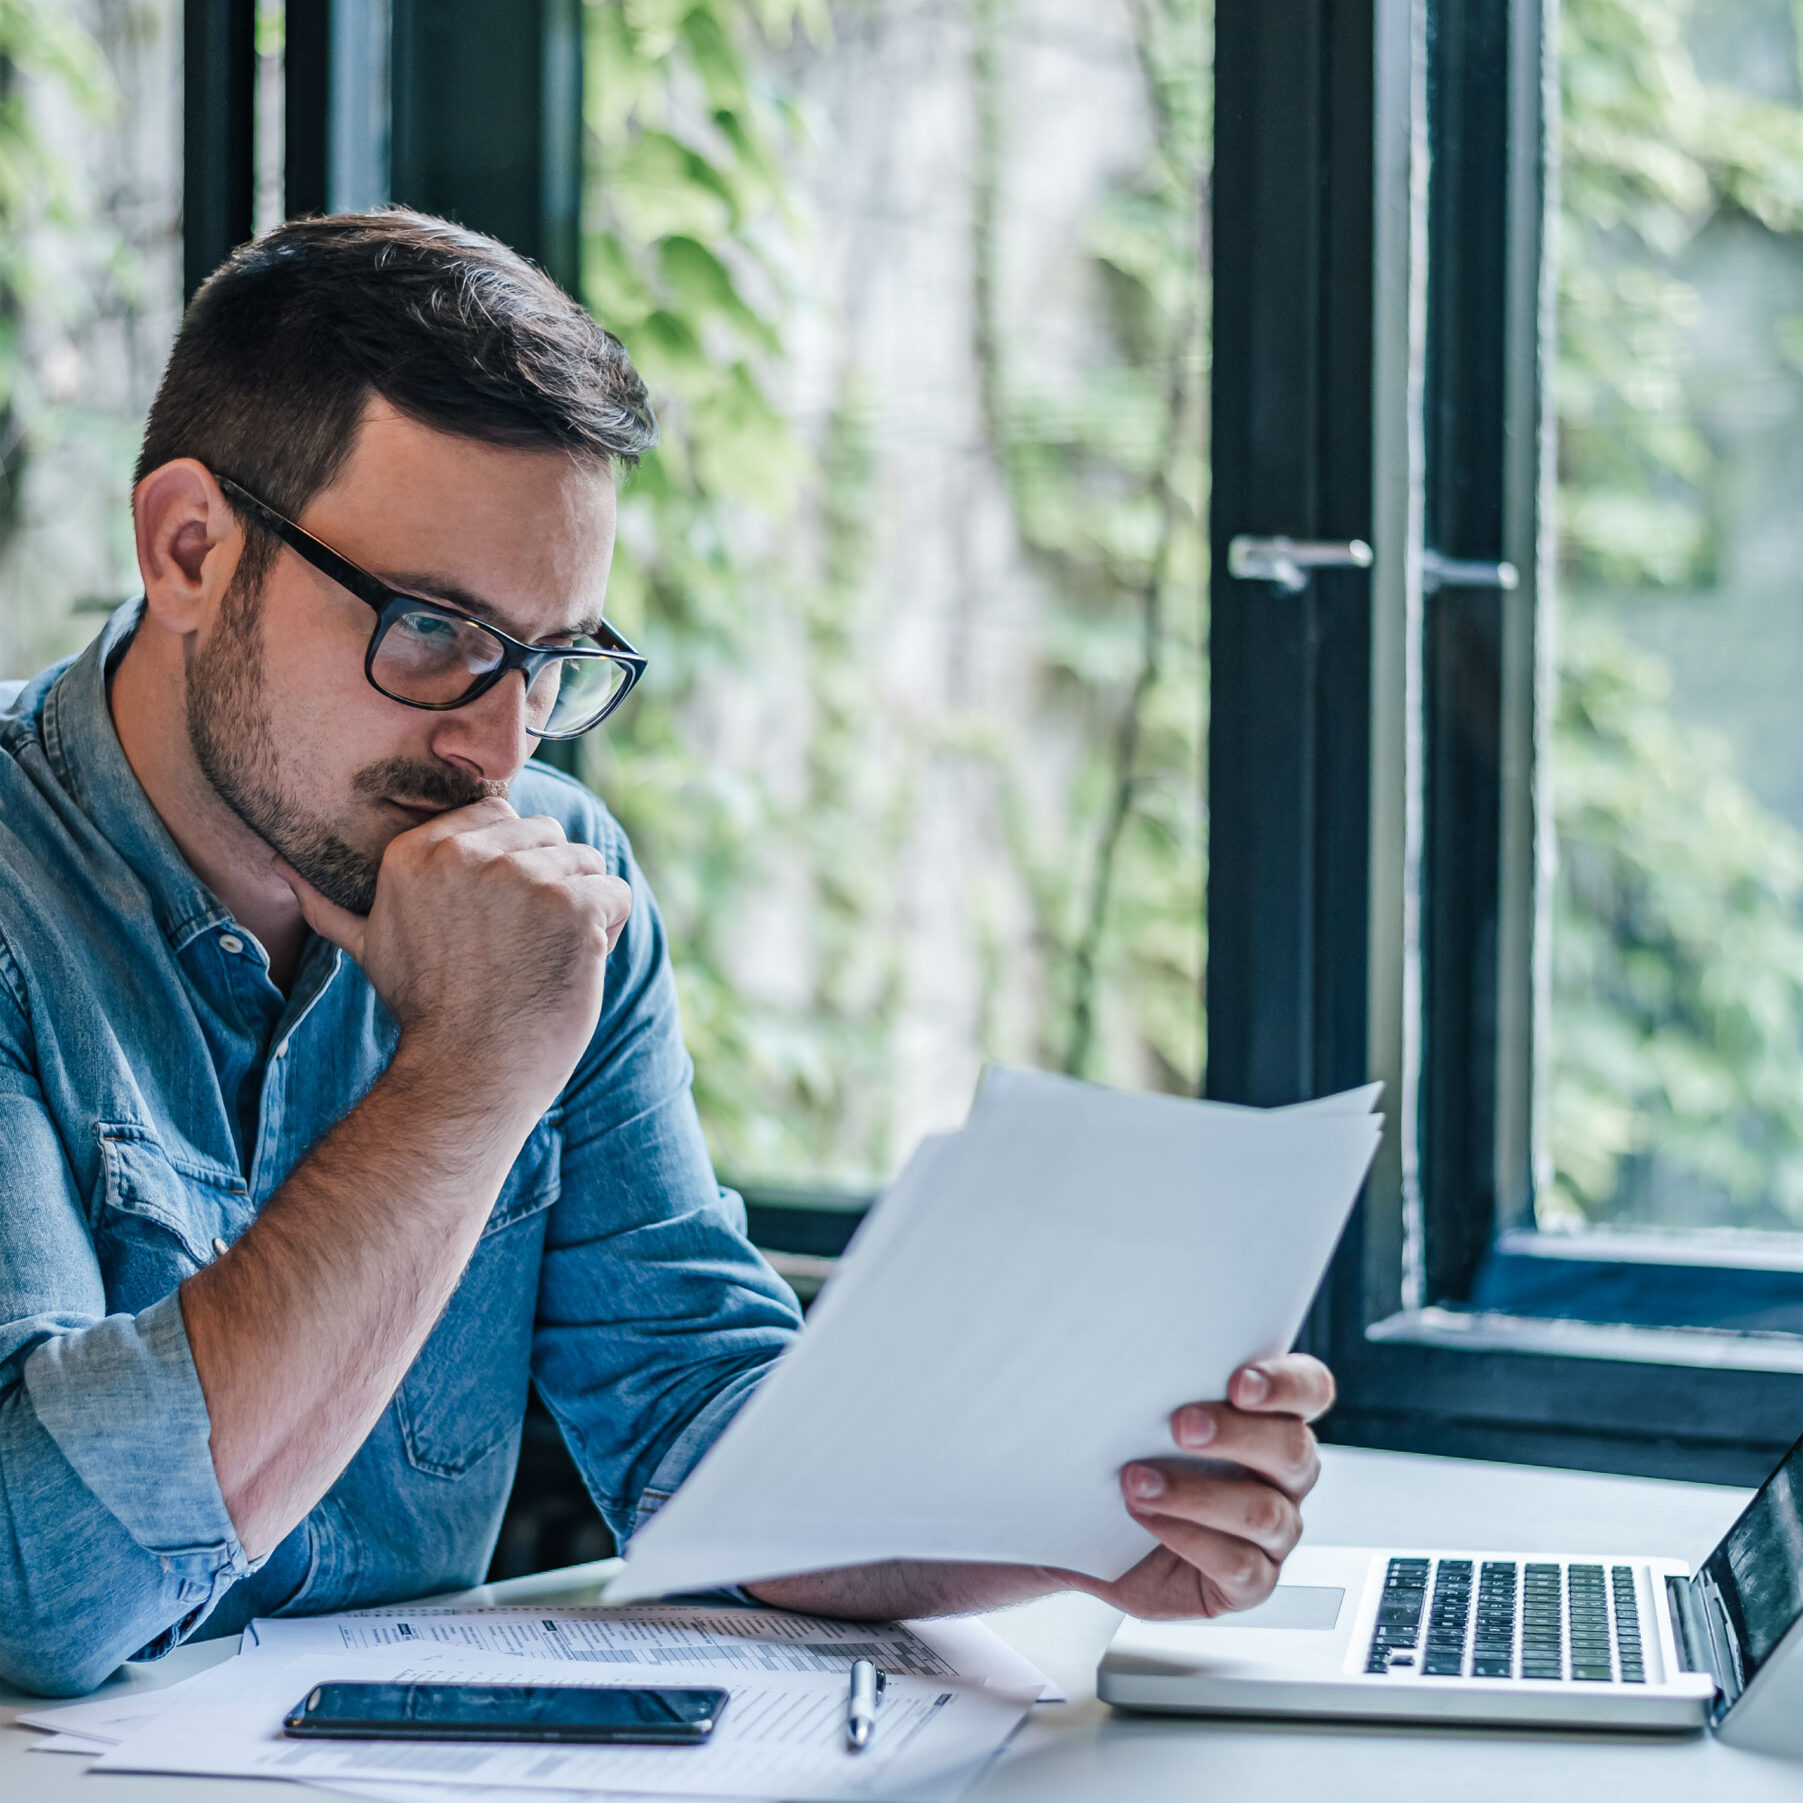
[581,0,819,1178]
[1548,0,1803,1228]
[0,0,109,543]
[583,0,1207,1185]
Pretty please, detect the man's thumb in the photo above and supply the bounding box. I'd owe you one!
[276,860,367,963]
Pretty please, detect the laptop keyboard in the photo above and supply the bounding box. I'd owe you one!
[1365,1557,1647,1683]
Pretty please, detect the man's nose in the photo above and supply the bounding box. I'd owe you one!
[427,670,539,784]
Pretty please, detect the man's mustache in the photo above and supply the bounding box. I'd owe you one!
[351,757,508,813]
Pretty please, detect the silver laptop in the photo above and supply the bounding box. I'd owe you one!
[1099,1431,1803,1751]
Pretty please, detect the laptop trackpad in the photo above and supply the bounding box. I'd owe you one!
[1208,1585,1345,1630]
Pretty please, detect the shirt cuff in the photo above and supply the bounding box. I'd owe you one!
[23,1292,254,1580]
[630,1361,770,1542]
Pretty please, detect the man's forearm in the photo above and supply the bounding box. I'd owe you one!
[744,1561,1072,1621]
[180,1044,536,1559]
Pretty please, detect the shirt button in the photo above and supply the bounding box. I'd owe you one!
[211,1236,230,1258]
[219,933,245,955]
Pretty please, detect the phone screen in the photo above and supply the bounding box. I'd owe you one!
[283,1680,728,1744]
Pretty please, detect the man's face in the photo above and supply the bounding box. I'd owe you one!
[187,398,618,913]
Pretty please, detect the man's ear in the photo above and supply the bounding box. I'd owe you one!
[133,459,245,635]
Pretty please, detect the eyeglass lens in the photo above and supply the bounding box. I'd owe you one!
[371,607,629,732]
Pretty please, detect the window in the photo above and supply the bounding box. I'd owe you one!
[1211,0,1803,1483]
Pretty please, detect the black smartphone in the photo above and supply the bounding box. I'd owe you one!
[282,1680,729,1744]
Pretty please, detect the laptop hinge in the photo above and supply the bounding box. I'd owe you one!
[1668,1578,1715,1679]
[1669,1574,1738,1711]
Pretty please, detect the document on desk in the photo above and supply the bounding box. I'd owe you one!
[243,1599,1056,1697]
[15,1662,221,1748]
[609,1066,1383,1603]
[91,1646,1037,1802]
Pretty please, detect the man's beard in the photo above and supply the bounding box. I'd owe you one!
[185,570,504,915]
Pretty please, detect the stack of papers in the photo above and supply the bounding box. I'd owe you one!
[20,1602,1051,1803]
[610,1067,1383,1602]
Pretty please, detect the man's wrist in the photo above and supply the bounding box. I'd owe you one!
[380,1037,548,1175]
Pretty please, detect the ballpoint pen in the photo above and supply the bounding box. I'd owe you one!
[845,1658,885,1751]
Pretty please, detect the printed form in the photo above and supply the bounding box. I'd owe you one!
[242,1601,1055,1695]
[84,1646,1036,1802]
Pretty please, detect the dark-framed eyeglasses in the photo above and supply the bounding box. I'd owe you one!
[214,474,647,740]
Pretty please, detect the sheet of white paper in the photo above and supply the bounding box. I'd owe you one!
[30,1734,109,1754]
[609,1068,1382,1602]
[312,1787,662,1803]
[16,1661,221,1744]
[95,1648,1034,1803]
[1278,1081,1385,1116]
[242,1603,1057,1701]
[969,1065,1383,1122]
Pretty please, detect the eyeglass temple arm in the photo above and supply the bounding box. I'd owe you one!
[215,475,397,617]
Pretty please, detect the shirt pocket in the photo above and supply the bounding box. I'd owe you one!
[90,1122,253,1315]
[395,1120,562,1479]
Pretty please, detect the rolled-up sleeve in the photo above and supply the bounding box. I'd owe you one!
[24,1295,251,1567]
[528,807,802,1548]
[0,974,252,1695]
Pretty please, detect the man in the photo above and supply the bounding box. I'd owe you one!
[0,211,1335,1696]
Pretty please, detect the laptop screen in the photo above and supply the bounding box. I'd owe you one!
[1698,1430,1803,1695]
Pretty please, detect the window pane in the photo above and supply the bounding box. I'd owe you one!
[0,0,182,680]
[585,0,1210,1189]
[1546,0,1803,1250]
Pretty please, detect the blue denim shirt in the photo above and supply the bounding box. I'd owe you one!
[0,602,801,1695]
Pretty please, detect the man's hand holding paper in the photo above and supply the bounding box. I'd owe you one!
[1099,1350,1335,1618]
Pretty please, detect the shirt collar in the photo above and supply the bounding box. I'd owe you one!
[41,599,234,953]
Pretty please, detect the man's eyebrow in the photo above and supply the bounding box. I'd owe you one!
[380,570,604,642]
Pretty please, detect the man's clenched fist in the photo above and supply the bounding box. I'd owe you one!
[283,797,632,1121]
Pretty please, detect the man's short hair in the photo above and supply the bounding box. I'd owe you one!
[135,210,657,562]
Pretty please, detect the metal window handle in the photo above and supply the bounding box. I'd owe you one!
[1422,550,1519,593]
[1227,535,1374,594]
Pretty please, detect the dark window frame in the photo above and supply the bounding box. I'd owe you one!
[1211,0,1803,1487]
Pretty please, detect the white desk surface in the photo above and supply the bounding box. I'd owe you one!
[5,1442,1798,1802]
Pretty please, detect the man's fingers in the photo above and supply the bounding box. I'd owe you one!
[1122,1462,1304,1560]
[508,845,630,901]
[589,876,632,954]
[502,849,633,949]
[1166,1403,1320,1496]
[1107,1359,1338,1621]
[505,842,614,880]
[410,807,568,859]
[278,861,367,962]
[400,794,518,839]
[1125,1514,1280,1614]
[1228,1353,1336,1420]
